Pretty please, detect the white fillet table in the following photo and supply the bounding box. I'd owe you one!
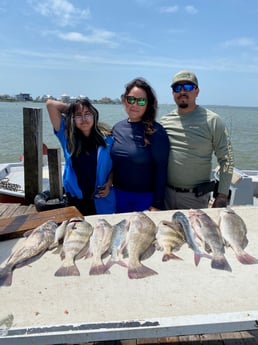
[0,206,258,344]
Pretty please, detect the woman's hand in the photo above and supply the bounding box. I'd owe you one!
[95,184,109,198]
[148,206,160,212]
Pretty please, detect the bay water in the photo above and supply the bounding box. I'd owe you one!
[0,101,257,170]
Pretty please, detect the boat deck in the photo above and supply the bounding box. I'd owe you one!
[1,203,258,345]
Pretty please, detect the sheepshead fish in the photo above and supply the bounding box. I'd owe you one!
[55,217,93,276]
[219,207,258,264]
[89,218,113,275]
[0,220,58,286]
[188,209,232,272]
[172,211,211,266]
[105,219,130,271]
[155,220,185,261]
[127,212,157,279]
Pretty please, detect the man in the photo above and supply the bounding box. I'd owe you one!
[160,70,234,209]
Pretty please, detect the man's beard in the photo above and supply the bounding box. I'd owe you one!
[178,103,189,109]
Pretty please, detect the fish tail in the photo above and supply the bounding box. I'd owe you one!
[211,255,232,272]
[54,263,80,277]
[236,252,258,265]
[128,264,158,279]
[162,253,183,262]
[194,252,212,266]
[104,258,114,271]
[0,267,13,286]
[89,262,110,275]
[105,258,128,272]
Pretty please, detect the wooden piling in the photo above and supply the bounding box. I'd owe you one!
[23,107,43,205]
[48,147,63,200]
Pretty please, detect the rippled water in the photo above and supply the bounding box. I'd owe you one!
[0,102,257,170]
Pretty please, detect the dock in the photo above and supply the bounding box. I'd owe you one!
[0,203,258,345]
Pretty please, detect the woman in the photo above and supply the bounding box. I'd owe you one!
[111,78,169,213]
[46,98,116,216]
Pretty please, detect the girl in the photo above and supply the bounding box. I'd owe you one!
[46,98,116,215]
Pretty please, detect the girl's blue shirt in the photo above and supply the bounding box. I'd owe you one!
[54,116,116,214]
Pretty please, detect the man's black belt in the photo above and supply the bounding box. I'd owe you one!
[167,184,196,193]
[167,180,216,197]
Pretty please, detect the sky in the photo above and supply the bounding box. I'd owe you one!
[1,0,258,106]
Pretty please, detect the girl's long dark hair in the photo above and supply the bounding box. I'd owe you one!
[121,77,158,142]
[65,98,110,156]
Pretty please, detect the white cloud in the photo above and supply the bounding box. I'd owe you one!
[184,5,198,15]
[223,37,256,48]
[30,0,90,26]
[159,6,179,14]
[58,29,117,47]
[160,5,198,14]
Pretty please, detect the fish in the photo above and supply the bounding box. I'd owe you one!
[49,219,69,250]
[188,209,232,272]
[89,218,113,275]
[105,219,130,271]
[219,207,258,264]
[0,220,58,286]
[126,212,157,279]
[171,211,211,266]
[155,219,186,261]
[55,217,93,276]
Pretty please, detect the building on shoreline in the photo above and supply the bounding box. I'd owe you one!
[0,93,121,104]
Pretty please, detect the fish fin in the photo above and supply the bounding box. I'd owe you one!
[75,243,90,260]
[0,268,13,287]
[54,264,80,277]
[84,250,93,259]
[122,246,129,258]
[60,252,65,260]
[48,242,58,250]
[140,244,156,261]
[154,242,162,251]
[211,256,232,272]
[104,259,115,271]
[162,253,183,262]
[194,252,212,266]
[89,262,110,275]
[128,264,158,279]
[105,258,128,271]
[51,245,62,255]
[117,259,128,268]
[101,251,110,259]
[236,252,258,265]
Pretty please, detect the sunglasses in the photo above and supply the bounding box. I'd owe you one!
[172,83,197,93]
[73,113,93,122]
[126,96,147,106]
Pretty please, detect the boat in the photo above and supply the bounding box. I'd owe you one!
[0,162,257,207]
[0,162,50,203]
[212,167,258,205]
[0,161,66,210]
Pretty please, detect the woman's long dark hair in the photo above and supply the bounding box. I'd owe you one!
[121,77,158,142]
[65,98,111,156]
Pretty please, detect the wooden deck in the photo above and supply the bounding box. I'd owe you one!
[0,202,36,218]
[0,203,258,345]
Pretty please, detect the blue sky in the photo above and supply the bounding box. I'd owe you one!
[1,0,258,106]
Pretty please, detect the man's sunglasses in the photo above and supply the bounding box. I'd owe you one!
[126,96,147,106]
[172,83,197,93]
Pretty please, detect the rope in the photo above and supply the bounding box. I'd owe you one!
[0,178,23,192]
